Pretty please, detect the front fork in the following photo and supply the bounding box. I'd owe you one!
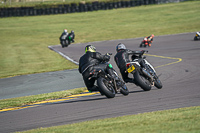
[105,74,119,93]
[133,62,155,84]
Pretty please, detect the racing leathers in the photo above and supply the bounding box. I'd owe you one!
[114,49,144,83]
[79,51,116,92]
[68,31,75,43]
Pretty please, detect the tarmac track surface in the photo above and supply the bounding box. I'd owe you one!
[0,33,200,133]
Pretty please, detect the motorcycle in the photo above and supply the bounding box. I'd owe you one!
[60,30,75,48]
[126,50,162,91]
[88,53,129,98]
[194,32,200,41]
[139,37,152,47]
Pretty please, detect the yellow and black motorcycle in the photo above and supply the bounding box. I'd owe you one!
[194,32,200,41]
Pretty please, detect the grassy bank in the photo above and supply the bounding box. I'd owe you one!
[0,1,200,78]
[16,106,200,133]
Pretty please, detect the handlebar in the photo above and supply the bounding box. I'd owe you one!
[141,50,148,54]
[139,50,148,57]
[106,53,112,56]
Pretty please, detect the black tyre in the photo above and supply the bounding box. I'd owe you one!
[120,84,129,96]
[97,77,115,98]
[65,40,69,47]
[154,78,162,89]
[139,42,144,47]
[194,36,198,41]
[61,40,69,47]
[134,71,151,91]
[61,40,65,48]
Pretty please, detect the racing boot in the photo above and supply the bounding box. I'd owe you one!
[88,85,105,95]
[88,85,99,92]
[148,43,151,47]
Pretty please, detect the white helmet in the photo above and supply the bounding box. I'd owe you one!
[64,29,68,33]
[116,43,126,52]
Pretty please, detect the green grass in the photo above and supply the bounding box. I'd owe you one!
[0,1,199,78]
[0,87,87,110]
[16,106,200,133]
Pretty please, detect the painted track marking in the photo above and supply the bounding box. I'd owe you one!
[145,54,182,68]
[0,91,99,113]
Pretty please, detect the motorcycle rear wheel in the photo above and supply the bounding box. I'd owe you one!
[194,36,199,41]
[97,77,115,98]
[134,71,151,91]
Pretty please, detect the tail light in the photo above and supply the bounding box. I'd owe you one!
[126,63,131,67]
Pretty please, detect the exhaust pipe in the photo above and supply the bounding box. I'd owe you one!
[141,68,153,81]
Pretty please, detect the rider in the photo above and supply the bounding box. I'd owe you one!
[140,34,154,47]
[79,45,118,92]
[59,29,69,48]
[114,43,144,83]
[196,32,200,36]
[68,30,75,43]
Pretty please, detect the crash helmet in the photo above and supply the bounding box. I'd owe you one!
[85,45,96,53]
[116,43,126,52]
[151,34,154,38]
[71,30,74,33]
[64,29,68,33]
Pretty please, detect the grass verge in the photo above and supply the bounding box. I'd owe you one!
[16,106,200,133]
[0,87,87,110]
[0,1,200,78]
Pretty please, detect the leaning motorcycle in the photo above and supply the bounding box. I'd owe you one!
[60,31,75,48]
[139,37,152,47]
[88,53,129,98]
[140,38,148,47]
[65,32,75,46]
[194,32,200,41]
[126,50,162,91]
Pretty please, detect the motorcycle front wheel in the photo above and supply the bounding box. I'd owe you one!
[134,71,151,91]
[154,78,163,89]
[97,77,115,98]
[119,84,129,96]
[194,36,198,40]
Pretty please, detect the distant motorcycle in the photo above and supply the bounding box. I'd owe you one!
[60,30,75,48]
[140,37,150,47]
[126,50,162,91]
[88,53,129,98]
[194,32,200,41]
[139,35,154,47]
